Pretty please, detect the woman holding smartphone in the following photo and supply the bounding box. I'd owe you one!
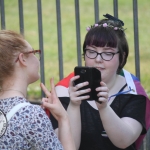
[50,14,150,150]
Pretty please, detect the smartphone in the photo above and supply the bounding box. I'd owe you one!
[74,66,101,101]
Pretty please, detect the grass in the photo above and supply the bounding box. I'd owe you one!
[1,0,150,99]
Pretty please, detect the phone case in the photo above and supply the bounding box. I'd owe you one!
[74,66,101,101]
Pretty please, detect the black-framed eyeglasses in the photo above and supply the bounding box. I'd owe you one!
[15,50,41,62]
[85,49,119,61]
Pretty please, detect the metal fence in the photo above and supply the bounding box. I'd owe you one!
[0,0,149,149]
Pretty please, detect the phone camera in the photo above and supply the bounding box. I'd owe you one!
[80,69,86,74]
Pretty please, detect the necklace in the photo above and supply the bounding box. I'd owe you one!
[0,89,26,98]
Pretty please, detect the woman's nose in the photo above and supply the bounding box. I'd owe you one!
[95,54,103,62]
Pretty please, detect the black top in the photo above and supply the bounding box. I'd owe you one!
[51,92,146,150]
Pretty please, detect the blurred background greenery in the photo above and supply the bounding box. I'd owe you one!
[1,0,150,99]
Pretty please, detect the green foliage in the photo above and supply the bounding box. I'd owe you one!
[2,0,150,99]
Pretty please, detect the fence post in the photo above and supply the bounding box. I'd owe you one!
[94,0,99,23]
[0,0,6,29]
[18,0,24,36]
[56,0,64,80]
[113,0,118,18]
[37,0,45,98]
[74,0,82,66]
[133,0,140,80]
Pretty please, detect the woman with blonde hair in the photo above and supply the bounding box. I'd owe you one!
[0,30,75,150]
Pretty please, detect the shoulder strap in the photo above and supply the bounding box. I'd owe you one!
[123,69,137,94]
[6,102,31,121]
[6,102,37,148]
[118,83,127,92]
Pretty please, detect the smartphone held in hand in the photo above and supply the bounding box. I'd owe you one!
[74,66,101,101]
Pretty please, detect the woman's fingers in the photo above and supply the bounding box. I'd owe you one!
[74,88,91,97]
[40,83,51,98]
[96,82,109,93]
[69,76,90,95]
[41,78,58,105]
[50,78,58,100]
[40,78,68,121]
[41,83,53,104]
[95,81,109,104]
[69,75,80,89]
[41,97,50,109]
[74,81,89,91]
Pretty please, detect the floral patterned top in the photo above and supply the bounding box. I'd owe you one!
[0,96,64,150]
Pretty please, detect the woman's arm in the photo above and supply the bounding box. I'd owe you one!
[99,105,142,148]
[41,78,76,150]
[96,81,144,148]
[67,101,81,149]
[57,112,76,150]
[66,75,91,149]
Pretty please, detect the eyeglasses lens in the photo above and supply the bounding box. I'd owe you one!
[86,50,114,61]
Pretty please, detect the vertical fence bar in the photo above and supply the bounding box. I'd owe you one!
[18,0,24,36]
[0,0,6,29]
[37,0,45,97]
[146,129,150,150]
[74,0,82,66]
[56,0,63,80]
[133,0,140,80]
[113,0,118,18]
[94,0,99,23]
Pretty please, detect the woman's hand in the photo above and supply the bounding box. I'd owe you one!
[68,75,91,106]
[41,78,76,150]
[95,81,109,109]
[40,78,68,122]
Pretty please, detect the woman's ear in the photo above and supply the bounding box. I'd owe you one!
[18,53,27,66]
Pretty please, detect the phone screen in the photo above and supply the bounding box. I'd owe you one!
[74,66,101,101]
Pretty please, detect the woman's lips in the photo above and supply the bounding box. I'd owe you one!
[96,67,104,71]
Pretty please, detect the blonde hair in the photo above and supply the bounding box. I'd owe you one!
[0,30,28,87]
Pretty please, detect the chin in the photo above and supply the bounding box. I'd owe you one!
[35,75,40,82]
[29,75,40,84]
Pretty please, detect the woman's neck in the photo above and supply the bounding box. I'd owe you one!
[105,74,118,90]
[0,82,27,99]
[106,74,126,97]
[0,89,26,98]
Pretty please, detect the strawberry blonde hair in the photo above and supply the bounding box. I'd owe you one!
[0,30,28,87]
